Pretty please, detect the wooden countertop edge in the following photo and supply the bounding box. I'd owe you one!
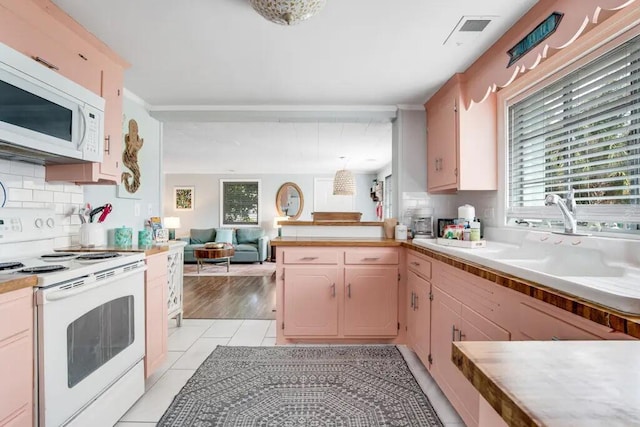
[280,221,384,226]
[403,242,640,339]
[0,275,37,295]
[451,343,535,427]
[271,238,402,247]
[56,246,169,256]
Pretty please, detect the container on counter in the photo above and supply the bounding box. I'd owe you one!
[138,229,153,247]
[79,223,105,248]
[395,224,408,240]
[114,226,133,248]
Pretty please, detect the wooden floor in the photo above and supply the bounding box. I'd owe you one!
[183,274,276,319]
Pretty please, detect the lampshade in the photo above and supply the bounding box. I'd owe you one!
[164,217,181,229]
[333,169,356,196]
[250,0,327,26]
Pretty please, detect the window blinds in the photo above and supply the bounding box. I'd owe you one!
[508,35,640,222]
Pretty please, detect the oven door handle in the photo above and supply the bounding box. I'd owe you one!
[45,267,147,302]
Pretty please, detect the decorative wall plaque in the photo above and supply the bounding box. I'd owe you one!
[507,12,564,67]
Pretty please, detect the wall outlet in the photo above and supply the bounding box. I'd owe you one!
[134,203,141,217]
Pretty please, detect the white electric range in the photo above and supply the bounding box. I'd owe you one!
[0,208,147,427]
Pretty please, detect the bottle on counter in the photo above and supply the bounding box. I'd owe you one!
[470,221,481,241]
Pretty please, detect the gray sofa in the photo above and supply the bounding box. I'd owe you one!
[180,228,269,264]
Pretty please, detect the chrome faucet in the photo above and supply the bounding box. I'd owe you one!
[544,188,581,235]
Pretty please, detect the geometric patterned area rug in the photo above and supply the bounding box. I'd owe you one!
[183,262,276,277]
[157,346,444,427]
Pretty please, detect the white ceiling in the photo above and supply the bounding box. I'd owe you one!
[162,121,392,174]
[52,0,538,174]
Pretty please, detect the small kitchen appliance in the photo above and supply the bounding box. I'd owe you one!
[412,207,435,239]
[0,42,105,164]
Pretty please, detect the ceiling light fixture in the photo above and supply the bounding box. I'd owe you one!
[333,156,356,196]
[250,0,327,26]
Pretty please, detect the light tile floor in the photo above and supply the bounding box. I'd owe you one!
[117,319,464,426]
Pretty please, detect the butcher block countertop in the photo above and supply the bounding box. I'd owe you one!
[452,340,640,427]
[404,242,640,340]
[56,245,169,256]
[271,237,402,247]
[0,275,37,295]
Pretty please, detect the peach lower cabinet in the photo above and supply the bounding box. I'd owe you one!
[276,241,637,426]
[0,286,34,427]
[275,247,405,343]
[407,248,636,427]
[144,252,168,378]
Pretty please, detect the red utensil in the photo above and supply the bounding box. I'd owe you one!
[97,204,112,223]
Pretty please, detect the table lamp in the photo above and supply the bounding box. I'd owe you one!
[164,216,181,240]
[273,216,288,237]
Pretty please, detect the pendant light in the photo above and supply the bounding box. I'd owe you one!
[250,0,327,26]
[333,157,356,196]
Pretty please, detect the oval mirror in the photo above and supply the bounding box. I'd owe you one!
[276,182,304,219]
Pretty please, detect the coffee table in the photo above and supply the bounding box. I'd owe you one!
[193,247,235,273]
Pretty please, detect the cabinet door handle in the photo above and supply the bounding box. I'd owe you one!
[452,325,460,341]
[362,257,379,261]
[414,295,419,310]
[331,283,336,297]
[104,135,111,154]
[410,261,420,266]
[347,283,351,298]
[32,56,59,71]
[300,256,318,261]
[459,330,465,341]
[410,291,415,309]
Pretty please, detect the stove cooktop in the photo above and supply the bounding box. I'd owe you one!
[0,251,145,287]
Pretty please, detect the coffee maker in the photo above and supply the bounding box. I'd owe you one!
[412,207,435,239]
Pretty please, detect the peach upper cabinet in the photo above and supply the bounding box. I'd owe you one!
[425,74,497,193]
[0,0,129,184]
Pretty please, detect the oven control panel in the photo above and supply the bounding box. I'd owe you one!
[0,208,57,243]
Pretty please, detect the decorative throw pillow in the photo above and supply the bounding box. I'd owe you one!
[190,228,216,244]
[214,228,234,244]
[236,228,264,244]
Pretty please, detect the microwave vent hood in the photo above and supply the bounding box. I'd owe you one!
[0,139,87,165]
[0,41,105,166]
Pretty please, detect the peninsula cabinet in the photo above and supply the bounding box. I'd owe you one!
[343,266,398,336]
[0,0,129,184]
[425,73,497,193]
[0,287,33,427]
[283,266,339,337]
[278,247,401,342]
[144,253,168,378]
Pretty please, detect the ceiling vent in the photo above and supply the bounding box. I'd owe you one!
[444,16,497,46]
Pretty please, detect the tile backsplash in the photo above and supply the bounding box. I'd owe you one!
[0,159,83,247]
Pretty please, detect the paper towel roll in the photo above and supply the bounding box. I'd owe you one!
[458,204,476,221]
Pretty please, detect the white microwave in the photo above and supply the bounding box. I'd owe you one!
[0,42,105,165]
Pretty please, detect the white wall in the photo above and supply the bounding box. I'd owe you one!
[0,159,84,247]
[164,172,378,239]
[84,94,162,244]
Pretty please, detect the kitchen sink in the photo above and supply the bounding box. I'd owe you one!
[491,257,625,277]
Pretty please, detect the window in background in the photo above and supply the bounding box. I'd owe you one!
[220,179,261,227]
[508,34,640,233]
[384,174,393,219]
